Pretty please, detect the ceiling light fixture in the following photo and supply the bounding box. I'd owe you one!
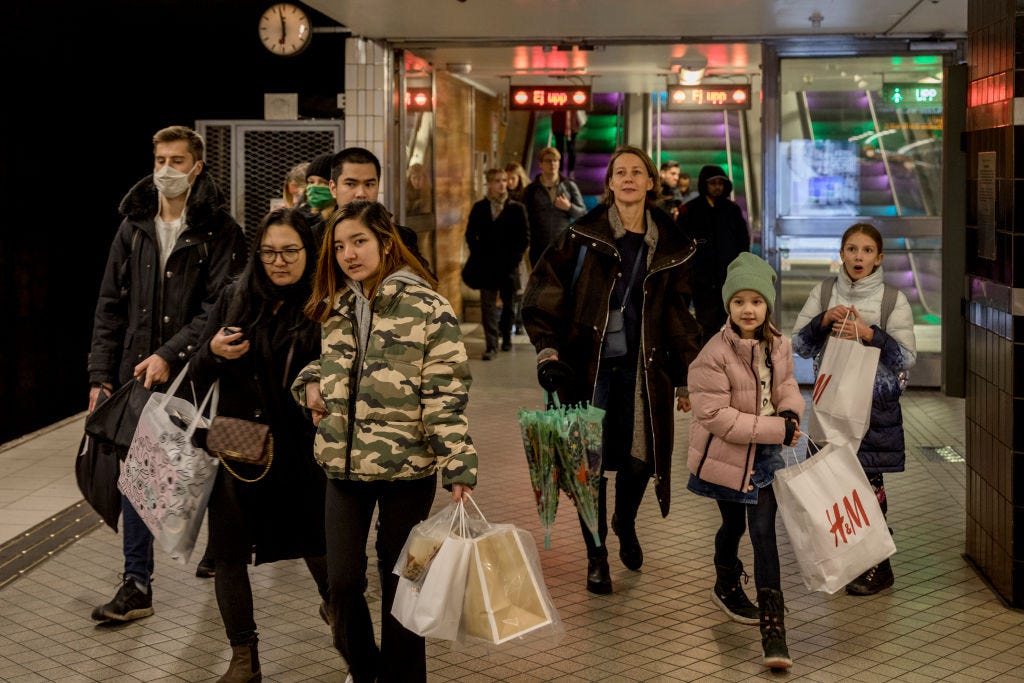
[809,11,823,29]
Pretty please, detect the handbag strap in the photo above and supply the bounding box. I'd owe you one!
[216,435,274,483]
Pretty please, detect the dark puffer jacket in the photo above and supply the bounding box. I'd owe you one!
[88,172,245,388]
[675,165,750,344]
[522,204,701,516]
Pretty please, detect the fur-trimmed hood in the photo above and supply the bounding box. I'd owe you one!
[118,171,230,228]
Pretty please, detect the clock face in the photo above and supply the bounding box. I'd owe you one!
[259,3,312,57]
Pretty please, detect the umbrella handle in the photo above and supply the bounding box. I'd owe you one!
[545,390,561,410]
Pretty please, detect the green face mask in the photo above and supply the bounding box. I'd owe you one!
[306,184,335,210]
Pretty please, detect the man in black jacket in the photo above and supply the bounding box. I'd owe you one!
[522,146,586,267]
[87,125,246,622]
[463,168,529,359]
[321,146,432,274]
[675,164,751,346]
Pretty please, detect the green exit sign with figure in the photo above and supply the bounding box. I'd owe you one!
[881,83,943,108]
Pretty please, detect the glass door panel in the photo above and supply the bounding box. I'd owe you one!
[776,55,944,386]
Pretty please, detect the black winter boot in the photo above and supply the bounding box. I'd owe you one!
[586,557,612,594]
[845,558,894,596]
[711,560,759,624]
[582,477,611,594]
[218,637,261,683]
[757,588,792,670]
[612,457,650,571]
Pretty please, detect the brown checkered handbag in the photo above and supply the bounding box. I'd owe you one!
[206,416,274,482]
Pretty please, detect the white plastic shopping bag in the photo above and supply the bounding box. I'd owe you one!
[392,502,474,640]
[806,316,880,451]
[773,441,895,594]
[458,496,560,646]
[118,364,219,564]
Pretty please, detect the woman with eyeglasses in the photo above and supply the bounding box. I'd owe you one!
[292,200,477,683]
[189,207,330,683]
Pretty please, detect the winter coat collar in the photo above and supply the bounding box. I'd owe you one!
[118,172,229,231]
[571,204,696,268]
[835,264,884,304]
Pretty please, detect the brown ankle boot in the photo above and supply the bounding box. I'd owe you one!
[217,638,261,683]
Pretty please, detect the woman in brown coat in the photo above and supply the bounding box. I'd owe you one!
[522,145,701,594]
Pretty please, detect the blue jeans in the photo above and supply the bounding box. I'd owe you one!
[121,495,154,587]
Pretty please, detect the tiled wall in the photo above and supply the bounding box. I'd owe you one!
[965,0,1024,606]
[344,37,389,203]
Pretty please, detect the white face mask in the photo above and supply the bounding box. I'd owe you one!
[154,162,198,198]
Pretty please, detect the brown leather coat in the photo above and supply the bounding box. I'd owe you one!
[522,204,701,517]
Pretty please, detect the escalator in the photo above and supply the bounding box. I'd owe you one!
[527,92,623,209]
[653,93,750,219]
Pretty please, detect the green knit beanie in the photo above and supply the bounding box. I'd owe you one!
[721,252,777,313]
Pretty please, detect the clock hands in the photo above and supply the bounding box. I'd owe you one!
[278,6,286,45]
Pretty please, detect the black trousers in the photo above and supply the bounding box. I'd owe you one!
[714,485,781,591]
[479,276,517,352]
[324,476,437,683]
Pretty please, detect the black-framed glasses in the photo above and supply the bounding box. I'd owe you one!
[258,247,304,264]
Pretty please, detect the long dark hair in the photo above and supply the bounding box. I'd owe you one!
[225,207,317,334]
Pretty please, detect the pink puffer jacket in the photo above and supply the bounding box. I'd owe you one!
[687,324,804,492]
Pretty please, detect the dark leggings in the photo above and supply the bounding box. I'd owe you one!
[215,555,329,645]
[714,485,781,591]
[325,476,437,683]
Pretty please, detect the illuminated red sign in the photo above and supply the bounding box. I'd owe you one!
[666,85,751,111]
[405,87,433,112]
[508,85,591,111]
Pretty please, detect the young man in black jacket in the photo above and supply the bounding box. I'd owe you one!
[463,168,529,359]
[87,125,246,622]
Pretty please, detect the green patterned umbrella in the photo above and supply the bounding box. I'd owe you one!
[517,393,604,549]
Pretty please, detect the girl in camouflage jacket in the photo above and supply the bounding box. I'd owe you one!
[292,200,477,683]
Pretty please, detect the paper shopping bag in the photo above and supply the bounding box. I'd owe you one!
[392,534,474,640]
[773,441,896,594]
[461,526,554,644]
[118,365,219,564]
[807,335,880,451]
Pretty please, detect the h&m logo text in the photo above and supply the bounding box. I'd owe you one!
[826,489,872,546]
[812,373,832,404]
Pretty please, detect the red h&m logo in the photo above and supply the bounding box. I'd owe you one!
[812,373,833,404]
[826,489,872,546]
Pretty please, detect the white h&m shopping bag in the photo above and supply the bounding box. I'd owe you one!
[806,321,880,451]
[773,441,895,594]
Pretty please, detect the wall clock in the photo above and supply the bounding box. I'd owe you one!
[258,3,312,57]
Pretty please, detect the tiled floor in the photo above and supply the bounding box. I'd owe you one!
[1,325,1022,682]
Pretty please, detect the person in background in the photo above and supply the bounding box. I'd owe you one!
[189,207,329,683]
[87,124,245,622]
[656,160,684,219]
[791,222,917,596]
[550,109,583,176]
[327,147,431,274]
[303,151,339,237]
[282,161,309,209]
[678,170,699,205]
[522,146,585,267]
[675,164,750,346]
[505,161,531,203]
[681,252,803,671]
[405,162,432,216]
[463,168,529,360]
[523,145,700,594]
[292,200,477,683]
[505,161,533,334]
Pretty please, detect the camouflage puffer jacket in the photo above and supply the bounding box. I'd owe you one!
[291,277,478,489]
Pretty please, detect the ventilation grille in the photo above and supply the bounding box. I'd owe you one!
[197,120,344,230]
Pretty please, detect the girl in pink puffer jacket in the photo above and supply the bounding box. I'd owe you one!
[679,252,803,671]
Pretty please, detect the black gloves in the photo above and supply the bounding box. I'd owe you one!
[779,410,800,446]
[537,359,574,393]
